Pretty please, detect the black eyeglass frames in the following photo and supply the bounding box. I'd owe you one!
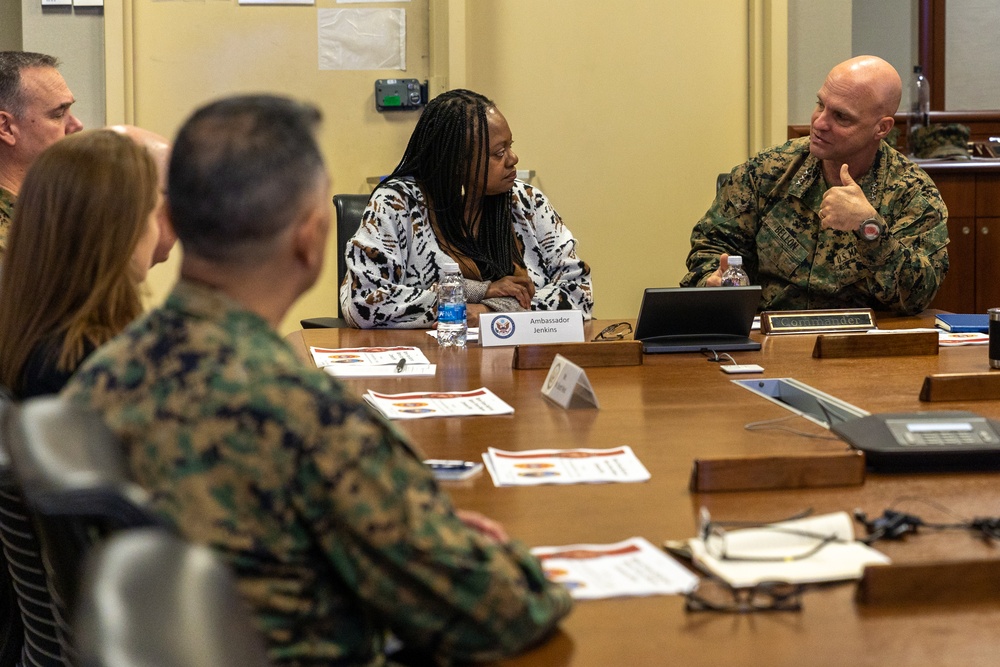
[592,321,633,342]
[685,578,804,613]
[697,507,847,563]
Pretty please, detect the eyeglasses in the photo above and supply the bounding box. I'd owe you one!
[592,321,633,341]
[685,578,803,613]
[698,507,846,562]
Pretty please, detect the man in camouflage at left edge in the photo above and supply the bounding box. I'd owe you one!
[63,94,572,666]
[681,55,949,315]
[0,51,84,255]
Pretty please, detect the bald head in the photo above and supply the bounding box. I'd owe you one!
[810,56,903,178]
[826,56,902,119]
[109,124,169,187]
[109,124,176,264]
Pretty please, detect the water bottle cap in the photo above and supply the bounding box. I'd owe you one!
[442,261,459,273]
[728,255,743,266]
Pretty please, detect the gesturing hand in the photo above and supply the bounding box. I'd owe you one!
[819,164,877,232]
[486,274,535,308]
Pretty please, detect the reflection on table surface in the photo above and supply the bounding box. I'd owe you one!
[290,314,1000,667]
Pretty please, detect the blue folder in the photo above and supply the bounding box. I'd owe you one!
[934,313,989,333]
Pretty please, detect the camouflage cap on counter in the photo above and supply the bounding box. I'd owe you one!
[910,123,971,159]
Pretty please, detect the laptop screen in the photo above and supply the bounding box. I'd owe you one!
[634,286,761,353]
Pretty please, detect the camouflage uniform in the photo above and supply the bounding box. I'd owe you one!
[910,123,971,159]
[63,280,572,666]
[681,137,949,314]
[0,187,13,257]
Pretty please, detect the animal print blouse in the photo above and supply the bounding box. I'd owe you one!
[340,178,593,328]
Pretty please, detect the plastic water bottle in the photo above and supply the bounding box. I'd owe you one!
[437,262,467,348]
[907,65,930,155]
[721,255,749,287]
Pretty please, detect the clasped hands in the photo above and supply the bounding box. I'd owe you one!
[486,273,535,308]
[466,274,535,326]
[705,165,877,287]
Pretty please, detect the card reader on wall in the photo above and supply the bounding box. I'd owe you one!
[375,79,428,111]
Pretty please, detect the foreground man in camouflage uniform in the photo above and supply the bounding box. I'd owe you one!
[681,56,949,314]
[64,95,571,665]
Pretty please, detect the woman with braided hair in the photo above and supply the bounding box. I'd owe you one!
[341,89,593,328]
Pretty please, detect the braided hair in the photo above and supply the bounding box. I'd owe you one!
[379,89,522,281]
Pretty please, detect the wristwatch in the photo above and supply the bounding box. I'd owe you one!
[857,217,885,241]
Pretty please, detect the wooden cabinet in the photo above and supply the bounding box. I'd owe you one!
[924,164,1000,313]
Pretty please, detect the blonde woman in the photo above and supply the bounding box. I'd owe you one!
[0,129,160,398]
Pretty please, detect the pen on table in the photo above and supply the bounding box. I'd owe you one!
[396,358,406,373]
[424,459,476,470]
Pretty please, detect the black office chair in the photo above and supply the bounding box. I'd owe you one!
[300,193,370,329]
[0,456,63,667]
[2,395,165,665]
[75,528,272,667]
[0,392,67,667]
[0,541,22,667]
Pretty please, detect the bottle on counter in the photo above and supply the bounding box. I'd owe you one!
[907,65,930,155]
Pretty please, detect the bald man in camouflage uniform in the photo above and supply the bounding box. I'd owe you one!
[64,95,571,666]
[682,56,948,315]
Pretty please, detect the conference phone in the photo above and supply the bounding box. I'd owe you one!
[831,411,1000,471]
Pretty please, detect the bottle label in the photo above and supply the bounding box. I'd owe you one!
[438,302,466,323]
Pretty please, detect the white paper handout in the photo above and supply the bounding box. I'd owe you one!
[939,331,990,346]
[310,346,435,378]
[687,511,890,588]
[482,446,650,486]
[363,388,514,420]
[531,537,698,600]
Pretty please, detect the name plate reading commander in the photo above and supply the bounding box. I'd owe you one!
[761,308,876,334]
[480,311,585,347]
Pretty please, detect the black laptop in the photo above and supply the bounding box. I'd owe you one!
[634,286,761,354]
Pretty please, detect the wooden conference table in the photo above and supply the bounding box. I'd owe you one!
[288,316,1000,667]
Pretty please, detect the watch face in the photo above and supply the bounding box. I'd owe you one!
[861,220,881,240]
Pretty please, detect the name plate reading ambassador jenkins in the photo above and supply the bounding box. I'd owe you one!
[479,311,586,347]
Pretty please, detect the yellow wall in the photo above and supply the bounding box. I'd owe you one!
[461,1,757,319]
[787,0,852,124]
[120,0,428,334]
[115,0,787,331]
